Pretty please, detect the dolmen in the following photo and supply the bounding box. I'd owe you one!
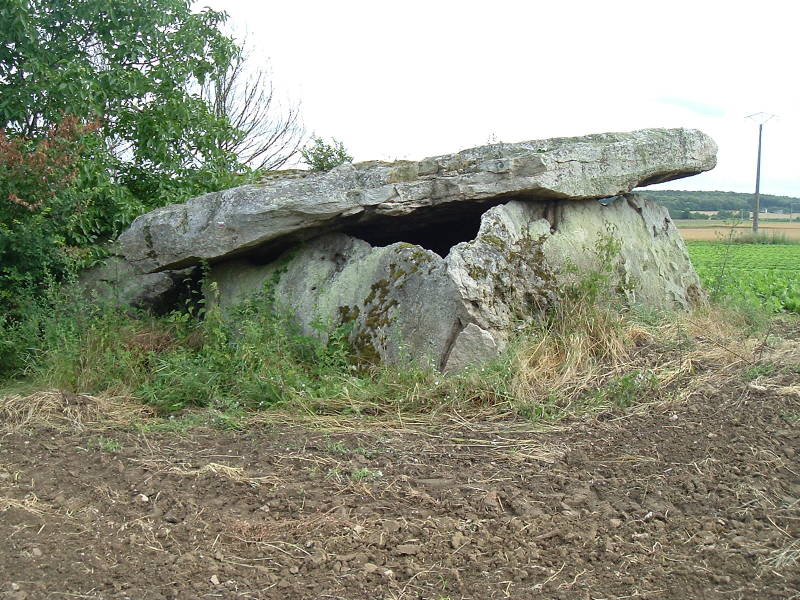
[111,128,716,370]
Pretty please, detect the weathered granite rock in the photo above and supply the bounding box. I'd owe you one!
[119,128,716,273]
[209,235,469,368]
[444,324,500,373]
[207,193,703,370]
[79,256,197,314]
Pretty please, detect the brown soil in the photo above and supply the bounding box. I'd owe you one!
[1,375,798,599]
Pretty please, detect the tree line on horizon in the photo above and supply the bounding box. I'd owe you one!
[636,189,800,219]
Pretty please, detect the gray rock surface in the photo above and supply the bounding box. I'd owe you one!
[208,235,468,369]
[443,324,500,373]
[79,256,196,314]
[119,128,716,273]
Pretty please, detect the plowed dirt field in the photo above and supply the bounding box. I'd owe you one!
[1,370,798,599]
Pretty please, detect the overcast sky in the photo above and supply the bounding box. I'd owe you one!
[205,0,798,197]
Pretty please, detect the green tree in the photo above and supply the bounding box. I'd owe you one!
[0,0,244,208]
[0,0,254,319]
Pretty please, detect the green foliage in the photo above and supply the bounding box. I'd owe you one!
[1,274,517,418]
[742,363,776,381]
[561,222,633,305]
[301,137,352,172]
[90,436,121,452]
[515,370,658,422]
[0,277,355,412]
[0,1,258,318]
[350,467,383,481]
[0,0,240,187]
[687,242,800,313]
[729,231,796,245]
[0,0,254,206]
[0,119,146,317]
[591,371,658,409]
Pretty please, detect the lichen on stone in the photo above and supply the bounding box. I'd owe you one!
[479,233,506,250]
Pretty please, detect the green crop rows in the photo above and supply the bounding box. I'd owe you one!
[686,242,800,313]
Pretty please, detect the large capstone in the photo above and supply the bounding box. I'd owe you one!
[118,128,716,273]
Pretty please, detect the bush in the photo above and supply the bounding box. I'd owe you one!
[1,119,107,315]
[0,1,258,320]
[301,137,352,172]
[0,272,515,418]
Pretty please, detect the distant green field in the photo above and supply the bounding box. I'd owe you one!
[686,242,800,313]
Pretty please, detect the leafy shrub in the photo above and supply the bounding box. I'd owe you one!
[1,118,110,316]
[0,0,257,320]
[0,116,93,211]
[301,137,352,172]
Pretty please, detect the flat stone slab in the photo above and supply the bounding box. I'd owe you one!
[118,128,716,273]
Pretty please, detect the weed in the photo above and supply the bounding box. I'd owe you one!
[212,407,246,430]
[325,466,344,482]
[350,467,383,481]
[91,436,121,452]
[353,446,380,458]
[515,394,564,422]
[510,292,650,407]
[743,363,776,381]
[324,465,382,482]
[322,438,380,458]
[134,412,211,434]
[301,137,352,172]
[591,371,658,409]
[324,439,349,455]
[733,231,796,245]
[780,413,800,425]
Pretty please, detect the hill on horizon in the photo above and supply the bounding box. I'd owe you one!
[635,189,799,217]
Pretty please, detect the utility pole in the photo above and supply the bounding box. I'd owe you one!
[746,113,776,233]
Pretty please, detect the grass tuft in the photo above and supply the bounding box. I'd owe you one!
[0,390,154,433]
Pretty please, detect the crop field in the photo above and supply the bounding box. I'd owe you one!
[676,220,800,242]
[686,241,800,312]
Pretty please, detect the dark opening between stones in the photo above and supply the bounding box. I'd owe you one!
[244,194,548,266]
[341,199,504,258]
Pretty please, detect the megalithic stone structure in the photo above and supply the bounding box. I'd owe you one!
[112,128,716,370]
